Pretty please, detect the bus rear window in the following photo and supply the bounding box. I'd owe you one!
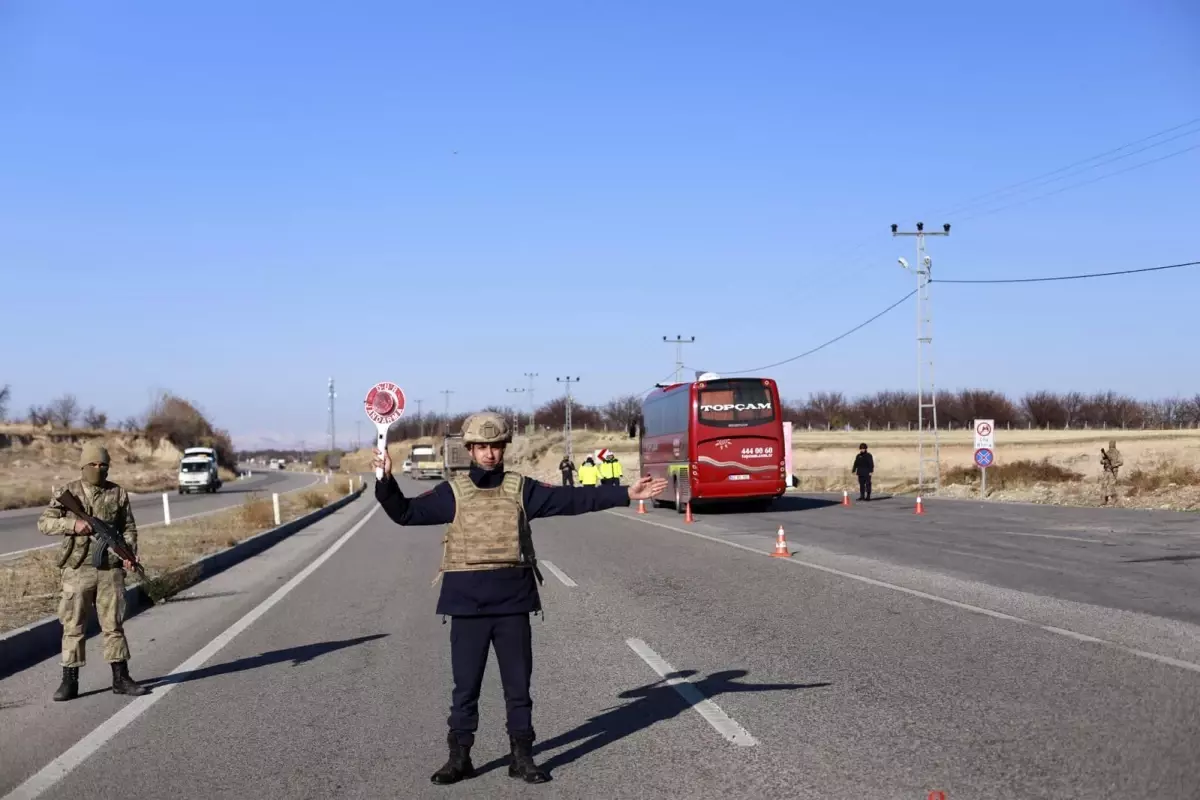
[697,381,775,427]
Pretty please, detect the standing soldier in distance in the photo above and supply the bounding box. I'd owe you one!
[852,442,874,501]
[558,454,575,486]
[37,443,150,701]
[1100,439,1123,506]
[372,412,666,785]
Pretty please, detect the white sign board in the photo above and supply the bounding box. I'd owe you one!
[974,419,995,450]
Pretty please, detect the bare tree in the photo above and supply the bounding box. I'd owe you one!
[48,394,80,428]
[82,406,108,429]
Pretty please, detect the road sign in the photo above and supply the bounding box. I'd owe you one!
[974,447,994,468]
[364,382,407,479]
[974,419,995,450]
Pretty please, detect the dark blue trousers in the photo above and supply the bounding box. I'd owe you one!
[448,613,533,744]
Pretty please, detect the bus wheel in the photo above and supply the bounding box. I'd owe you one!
[674,482,684,514]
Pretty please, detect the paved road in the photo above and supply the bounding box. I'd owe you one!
[0,467,320,558]
[1,482,1199,798]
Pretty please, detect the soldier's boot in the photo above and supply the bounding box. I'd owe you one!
[53,666,79,702]
[507,734,550,784]
[430,732,475,785]
[110,661,149,696]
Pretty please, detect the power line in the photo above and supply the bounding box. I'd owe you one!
[933,259,1200,285]
[956,142,1200,223]
[930,115,1200,217]
[699,289,916,376]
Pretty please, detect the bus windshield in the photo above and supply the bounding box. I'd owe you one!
[697,379,776,428]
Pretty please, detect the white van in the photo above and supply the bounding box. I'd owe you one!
[178,447,222,494]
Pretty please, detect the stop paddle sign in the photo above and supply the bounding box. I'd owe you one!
[364,382,407,479]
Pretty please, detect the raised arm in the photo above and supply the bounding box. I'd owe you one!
[522,474,667,520]
[375,474,455,526]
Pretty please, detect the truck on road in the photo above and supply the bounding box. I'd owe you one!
[441,434,471,480]
[409,443,442,479]
[178,447,222,494]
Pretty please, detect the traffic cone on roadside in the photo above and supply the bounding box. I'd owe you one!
[685,502,694,523]
[637,499,647,514]
[928,792,946,800]
[842,490,851,507]
[914,495,925,515]
[771,525,791,558]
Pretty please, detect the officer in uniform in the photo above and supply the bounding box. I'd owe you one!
[37,443,150,701]
[1100,439,1123,506]
[373,412,666,785]
[851,442,874,501]
[577,455,600,488]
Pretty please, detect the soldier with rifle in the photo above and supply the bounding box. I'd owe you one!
[37,443,150,701]
[1100,439,1123,506]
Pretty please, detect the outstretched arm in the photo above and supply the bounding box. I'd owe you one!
[523,475,667,520]
[375,475,455,525]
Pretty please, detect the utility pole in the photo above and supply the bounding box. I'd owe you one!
[524,372,538,433]
[506,386,527,433]
[440,390,454,435]
[556,377,580,461]
[355,420,362,451]
[662,335,695,382]
[892,221,950,496]
[415,398,425,437]
[326,377,336,453]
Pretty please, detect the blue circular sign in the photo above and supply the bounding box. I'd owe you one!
[974,448,994,468]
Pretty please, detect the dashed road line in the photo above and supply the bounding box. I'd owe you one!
[609,510,1200,677]
[625,638,757,747]
[540,560,577,587]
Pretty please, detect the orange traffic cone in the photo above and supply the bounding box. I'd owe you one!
[684,502,694,523]
[637,499,647,514]
[771,525,791,558]
[928,792,946,800]
[914,495,925,515]
[842,490,851,507]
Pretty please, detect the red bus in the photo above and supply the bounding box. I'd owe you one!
[632,373,787,513]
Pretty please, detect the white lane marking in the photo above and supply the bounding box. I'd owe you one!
[540,560,577,588]
[2,501,381,800]
[609,511,1200,677]
[625,638,757,747]
[993,530,1104,544]
[0,476,324,560]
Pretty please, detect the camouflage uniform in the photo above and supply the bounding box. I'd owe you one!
[1100,439,1123,506]
[37,443,149,701]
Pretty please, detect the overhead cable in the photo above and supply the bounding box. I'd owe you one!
[933,259,1200,285]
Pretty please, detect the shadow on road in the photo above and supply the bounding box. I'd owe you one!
[1123,553,1200,564]
[471,668,830,779]
[162,590,244,603]
[143,633,388,688]
[693,495,841,516]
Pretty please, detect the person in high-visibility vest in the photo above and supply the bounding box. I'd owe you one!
[599,454,623,486]
[577,456,600,487]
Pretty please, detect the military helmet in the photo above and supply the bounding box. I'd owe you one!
[461,412,512,445]
[80,442,111,467]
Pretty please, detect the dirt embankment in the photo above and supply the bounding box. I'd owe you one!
[0,424,236,511]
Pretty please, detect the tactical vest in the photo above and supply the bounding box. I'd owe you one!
[54,479,128,569]
[435,472,537,584]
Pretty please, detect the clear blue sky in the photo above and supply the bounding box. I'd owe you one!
[2,0,1197,449]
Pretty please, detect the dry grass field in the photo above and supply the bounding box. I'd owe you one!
[339,427,1200,512]
[0,424,236,511]
[0,479,355,635]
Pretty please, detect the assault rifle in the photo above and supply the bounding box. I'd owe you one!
[55,490,148,581]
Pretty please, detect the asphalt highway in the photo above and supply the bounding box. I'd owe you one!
[1,480,1198,799]
[0,467,320,559]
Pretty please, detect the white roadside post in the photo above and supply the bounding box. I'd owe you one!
[272,493,281,526]
[973,419,995,496]
[162,492,171,525]
[363,380,407,482]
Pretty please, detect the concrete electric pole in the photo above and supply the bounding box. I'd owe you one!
[524,372,538,433]
[891,221,951,496]
[662,336,695,382]
[556,376,581,461]
[326,377,336,453]
[506,386,527,432]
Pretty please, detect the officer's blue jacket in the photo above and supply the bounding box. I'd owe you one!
[375,465,630,616]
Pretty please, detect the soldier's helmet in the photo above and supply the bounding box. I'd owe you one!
[461,412,512,445]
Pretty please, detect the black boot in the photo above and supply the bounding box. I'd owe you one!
[111,661,149,696]
[53,666,79,702]
[508,734,550,783]
[431,732,474,785]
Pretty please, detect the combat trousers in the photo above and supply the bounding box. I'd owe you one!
[58,564,130,667]
[857,473,872,500]
[561,473,574,486]
[448,614,533,743]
